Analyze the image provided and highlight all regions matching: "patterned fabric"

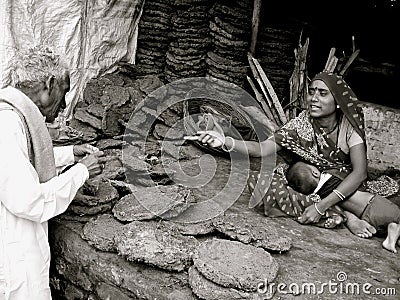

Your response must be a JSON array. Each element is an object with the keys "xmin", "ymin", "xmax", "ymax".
[
  {"xmin": 275, "ymin": 111, "xmax": 352, "ymax": 174},
  {"xmin": 366, "ymin": 175, "xmax": 399, "ymax": 198},
  {"xmin": 248, "ymin": 72, "xmax": 367, "ymax": 228}
]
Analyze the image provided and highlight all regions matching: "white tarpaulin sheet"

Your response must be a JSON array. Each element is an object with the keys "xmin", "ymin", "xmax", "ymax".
[{"xmin": 0, "ymin": 0, "xmax": 144, "ymax": 119}]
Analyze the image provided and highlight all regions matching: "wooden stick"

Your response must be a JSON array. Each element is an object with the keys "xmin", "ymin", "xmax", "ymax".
[
  {"xmin": 327, "ymin": 56, "xmax": 338, "ymax": 73},
  {"xmin": 339, "ymin": 49, "xmax": 360, "ymax": 76},
  {"xmin": 298, "ymin": 38, "xmax": 309, "ymax": 111},
  {"xmin": 289, "ymin": 36, "xmax": 309, "ymax": 119},
  {"xmin": 324, "ymin": 48, "xmax": 336, "ymax": 72},
  {"xmin": 250, "ymin": 55, "xmax": 287, "ymax": 124},
  {"xmin": 246, "ymin": 75, "xmax": 276, "ymax": 122},
  {"xmin": 250, "ymin": 0, "xmax": 262, "ymax": 56},
  {"xmin": 248, "ymin": 55, "xmax": 282, "ymax": 125}
]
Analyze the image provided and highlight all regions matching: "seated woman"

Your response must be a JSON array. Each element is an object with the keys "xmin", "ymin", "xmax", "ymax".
[
  {"xmin": 286, "ymin": 161, "xmax": 400, "ymax": 252},
  {"xmin": 186, "ymin": 71, "xmax": 378, "ymax": 238}
]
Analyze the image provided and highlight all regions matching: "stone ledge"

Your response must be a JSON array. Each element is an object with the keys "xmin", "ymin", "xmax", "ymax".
[{"xmin": 49, "ymin": 220, "xmax": 196, "ymax": 300}]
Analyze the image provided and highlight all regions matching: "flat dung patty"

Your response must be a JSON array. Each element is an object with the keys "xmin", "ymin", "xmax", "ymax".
[
  {"xmin": 112, "ymin": 185, "xmax": 193, "ymax": 221},
  {"xmin": 115, "ymin": 221, "xmax": 199, "ymax": 271},
  {"xmin": 193, "ymin": 238, "xmax": 279, "ymax": 292},
  {"xmin": 213, "ymin": 213, "xmax": 292, "ymax": 252},
  {"xmin": 188, "ymin": 266, "xmax": 264, "ymax": 300},
  {"xmin": 82, "ymin": 213, "xmax": 124, "ymax": 252}
]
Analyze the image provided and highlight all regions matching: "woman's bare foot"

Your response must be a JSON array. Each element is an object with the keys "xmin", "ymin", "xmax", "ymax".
[
  {"xmin": 345, "ymin": 212, "xmax": 376, "ymax": 238},
  {"xmin": 382, "ymin": 223, "xmax": 400, "ymax": 253}
]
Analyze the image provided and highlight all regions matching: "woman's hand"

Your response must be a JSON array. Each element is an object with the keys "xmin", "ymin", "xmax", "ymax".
[
  {"xmin": 184, "ymin": 130, "xmax": 225, "ymax": 148},
  {"xmin": 297, "ymin": 204, "xmax": 323, "ymax": 224}
]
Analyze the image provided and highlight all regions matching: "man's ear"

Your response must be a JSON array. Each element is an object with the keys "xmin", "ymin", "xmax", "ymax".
[{"xmin": 45, "ymin": 76, "xmax": 55, "ymax": 91}]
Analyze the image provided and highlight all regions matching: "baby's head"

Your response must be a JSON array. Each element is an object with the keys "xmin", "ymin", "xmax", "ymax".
[{"xmin": 286, "ymin": 161, "xmax": 321, "ymax": 195}]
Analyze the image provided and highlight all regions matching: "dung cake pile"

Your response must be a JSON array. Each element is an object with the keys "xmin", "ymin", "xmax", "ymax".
[
  {"xmin": 256, "ymin": 24, "xmax": 298, "ymax": 101},
  {"xmin": 206, "ymin": 0, "xmax": 252, "ymax": 87},
  {"xmin": 136, "ymin": 0, "xmax": 172, "ymax": 77},
  {"xmin": 164, "ymin": 0, "xmax": 212, "ymax": 82},
  {"xmin": 62, "ymin": 178, "xmax": 120, "ymax": 221},
  {"xmin": 71, "ymin": 73, "xmax": 165, "ymax": 138}
]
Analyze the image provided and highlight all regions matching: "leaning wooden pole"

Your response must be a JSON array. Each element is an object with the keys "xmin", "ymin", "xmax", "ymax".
[
  {"xmin": 249, "ymin": 0, "xmax": 262, "ymax": 55},
  {"xmin": 246, "ymin": 75, "xmax": 276, "ymax": 123}
]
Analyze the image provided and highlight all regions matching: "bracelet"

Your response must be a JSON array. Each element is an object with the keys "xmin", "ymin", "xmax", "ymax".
[
  {"xmin": 333, "ymin": 189, "xmax": 345, "ymax": 201},
  {"xmin": 308, "ymin": 193, "xmax": 321, "ymax": 203},
  {"xmin": 221, "ymin": 136, "xmax": 235, "ymax": 152},
  {"xmin": 314, "ymin": 202, "xmax": 325, "ymax": 216}
]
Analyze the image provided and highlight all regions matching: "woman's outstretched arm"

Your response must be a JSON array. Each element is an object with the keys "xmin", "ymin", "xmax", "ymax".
[{"xmin": 185, "ymin": 130, "xmax": 281, "ymax": 157}]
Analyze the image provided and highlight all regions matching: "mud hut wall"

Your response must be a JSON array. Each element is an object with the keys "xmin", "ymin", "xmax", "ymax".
[{"xmin": 363, "ymin": 102, "xmax": 400, "ymax": 173}]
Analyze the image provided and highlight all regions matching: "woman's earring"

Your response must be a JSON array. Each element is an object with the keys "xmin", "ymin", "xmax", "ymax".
[{"xmin": 336, "ymin": 105, "xmax": 340, "ymax": 109}]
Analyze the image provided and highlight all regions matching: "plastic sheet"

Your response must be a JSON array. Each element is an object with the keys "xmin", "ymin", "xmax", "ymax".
[{"xmin": 0, "ymin": 0, "xmax": 144, "ymax": 119}]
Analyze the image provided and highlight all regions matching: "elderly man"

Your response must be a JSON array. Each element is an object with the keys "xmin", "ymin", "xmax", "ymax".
[{"xmin": 0, "ymin": 47, "xmax": 105, "ymax": 300}]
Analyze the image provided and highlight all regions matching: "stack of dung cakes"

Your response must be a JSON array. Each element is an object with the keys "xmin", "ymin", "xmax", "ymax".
[
  {"xmin": 205, "ymin": 51, "xmax": 249, "ymax": 88},
  {"xmin": 164, "ymin": 0, "xmax": 212, "ymax": 83},
  {"xmin": 136, "ymin": 0, "xmax": 172, "ymax": 77},
  {"xmin": 206, "ymin": 0, "xmax": 252, "ymax": 87},
  {"xmin": 189, "ymin": 238, "xmax": 279, "ymax": 299}
]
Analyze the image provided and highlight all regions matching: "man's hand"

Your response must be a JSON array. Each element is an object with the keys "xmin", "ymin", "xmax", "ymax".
[
  {"xmin": 184, "ymin": 130, "xmax": 225, "ymax": 148},
  {"xmin": 73, "ymin": 144, "xmax": 99, "ymax": 156},
  {"xmin": 78, "ymin": 151, "xmax": 106, "ymax": 178},
  {"xmin": 73, "ymin": 144, "xmax": 99, "ymax": 162}
]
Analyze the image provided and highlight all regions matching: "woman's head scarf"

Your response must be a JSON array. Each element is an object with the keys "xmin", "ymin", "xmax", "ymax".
[{"xmin": 311, "ymin": 72, "xmax": 365, "ymax": 141}]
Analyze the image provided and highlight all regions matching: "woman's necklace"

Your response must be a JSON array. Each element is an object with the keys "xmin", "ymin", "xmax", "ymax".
[{"xmin": 322, "ymin": 121, "xmax": 339, "ymax": 135}]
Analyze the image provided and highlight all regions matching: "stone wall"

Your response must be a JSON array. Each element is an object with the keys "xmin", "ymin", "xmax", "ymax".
[{"xmin": 49, "ymin": 221, "xmax": 195, "ymax": 300}]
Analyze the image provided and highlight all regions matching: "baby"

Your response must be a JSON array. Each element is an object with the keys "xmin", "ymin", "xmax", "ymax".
[{"xmin": 286, "ymin": 161, "xmax": 400, "ymax": 253}]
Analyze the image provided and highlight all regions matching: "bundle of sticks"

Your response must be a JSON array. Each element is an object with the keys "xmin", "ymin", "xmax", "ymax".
[
  {"xmin": 286, "ymin": 35, "xmax": 309, "ymax": 120},
  {"xmin": 285, "ymin": 35, "xmax": 361, "ymax": 120},
  {"xmin": 324, "ymin": 46, "xmax": 360, "ymax": 76},
  {"xmin": 247, "ymin": 53, "xmax": 287, "ymax": 127}
]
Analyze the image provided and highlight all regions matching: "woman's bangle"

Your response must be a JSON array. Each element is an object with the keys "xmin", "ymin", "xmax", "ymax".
[
  {"xmin": 333, "ymin": 189, "xmax": 345, "ymax": 201},
  {"xmin": 314, "ymin": 202, "xmax": 325, "ymax": 216},
  {"xmin": 221, "ymin": 136, "xmax": 235, "ymax": 152}
]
